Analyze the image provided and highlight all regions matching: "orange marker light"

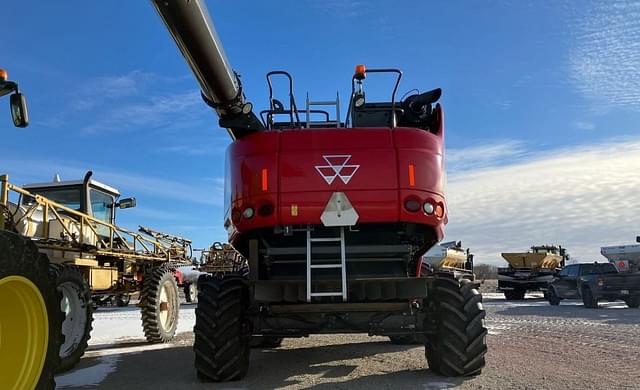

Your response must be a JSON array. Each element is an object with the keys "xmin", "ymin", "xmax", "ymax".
[
  {"xmin": 261, "ymin": 168, "xmax": 268, "ymax": 191},
  {"xmin": 408, "ymin": 164, "xmax": 416, "ymax": 187},
  {"xmin": 0, "ymin": 69, "xmax": 7, "ymax": 81},
  {"xmin": 435, "ymin": 204, "xmax": 444, "ymax": 218},
  {"xmin": 355, "ymin": 64, "xmax": 366, "ymax": 80}
]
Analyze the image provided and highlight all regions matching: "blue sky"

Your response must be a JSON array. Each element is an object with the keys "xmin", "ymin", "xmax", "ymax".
[{"xmin": 2, "ymin": 1, "xmax": 639, "ymax": 264}]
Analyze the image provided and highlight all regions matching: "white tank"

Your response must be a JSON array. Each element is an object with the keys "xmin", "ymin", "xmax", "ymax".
[
  {"xmin": 601, "ymin": 242, "xmax": 640, "ymax": 272},
  {"xmin": 423, "ymin": 241, "xmax": 469, "ymax": 269}
]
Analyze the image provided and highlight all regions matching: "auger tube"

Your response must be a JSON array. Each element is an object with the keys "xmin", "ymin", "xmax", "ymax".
[{"xmin": 150, "ymin": 0, "xmax": 264, "ymax": 139}]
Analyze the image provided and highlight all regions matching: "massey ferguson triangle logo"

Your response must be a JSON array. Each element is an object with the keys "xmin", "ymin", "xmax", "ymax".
[{"xmin": 315, "ymin": 155, "xmax": 360, "ymax": 185}]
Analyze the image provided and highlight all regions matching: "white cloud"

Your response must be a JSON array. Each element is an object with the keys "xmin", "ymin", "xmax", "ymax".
[
  {"xmin": 81, "ymin": 90, "xmax": 207, "ymax": 134},
  {"xmin": 446, "ymin": 140, "xmax": 527, "ymax": 173},
  {"xmin": 446, "ymin": 137, "xmax": 640, "ymax": 265},
  {"xmin": 568, "ymin": 0, "xmax": 640, "ymax": 112}
]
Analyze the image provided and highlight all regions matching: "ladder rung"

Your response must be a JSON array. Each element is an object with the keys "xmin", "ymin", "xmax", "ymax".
[
  {"xmin": 310, "ymin": 264, "xmax": 342, "ymax": 269},
  {"xmin": 310, "ymin": 292, "xmax": 344, "ymax": 297},
  {"xmin": 310, "ymin": 237, "xmax": 341, "ymax": 242}
]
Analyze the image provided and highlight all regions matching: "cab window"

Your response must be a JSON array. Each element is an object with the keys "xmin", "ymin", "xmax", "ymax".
[
  {"xmin": 567, "ymin": 265, "xmax": 579, "ymax": 277},
  {"xmin": 90, "ymin": 189, "xmax": 114, "ymax": 224},
  {"xmin": 579, "ymin": 264, "xmax": 594, "ymax": 276},
  {"xmin": 23, "ymin": 187, "xmax": 82, "ymax": 212}
]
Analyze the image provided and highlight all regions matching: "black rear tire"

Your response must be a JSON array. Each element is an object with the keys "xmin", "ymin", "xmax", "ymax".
[
  {"xmin": 140, "ymin": 266, "xmax": 180, "ymax": 342},
  {"xmin": 624, "ymin": 296, "xmax": 640, "ymax": 308},
  {"xmin": 547, "ymin": 287, "xmax": 560, "ymax": 306},
  {"xmin": 50, "ymin": 263, "xmax": 93, "ymax": 373},
  {"xmin": 582, "ymin": 287, "xmax": 599, "ymax": 308},
  {"xmin": 0, "ymin": 231, "xmax": 63, "ymax": 390},
  {"xmin": 194, "ymin": 274, "xmax": 250, "ymax": 382},
  {"xmin": 425, "ymin": 274, "xmax": 487, "ymax": 377}
]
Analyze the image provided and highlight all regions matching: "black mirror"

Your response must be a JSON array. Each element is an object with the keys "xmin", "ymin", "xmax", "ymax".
[
  {"xmin": 10, "ymin": 93, "xmax": 28, "ymax": 128},
  {"xmin": 116, "ymin": 197, "xmax": 136, "ymax": 209},
  {"xmin": 636, "ymin": 236, "xmax": 640, "ymax": 243}
]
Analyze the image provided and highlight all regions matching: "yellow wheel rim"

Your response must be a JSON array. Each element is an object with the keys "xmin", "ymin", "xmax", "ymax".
[{"xmin": 0, "ymin": 276, "xmax": 49, "ymax": 390}]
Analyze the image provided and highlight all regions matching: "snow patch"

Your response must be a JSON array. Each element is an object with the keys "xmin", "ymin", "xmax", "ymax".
[{"xmin": 55, "ymin": 355, "xmax": 119, "ymax": 388}]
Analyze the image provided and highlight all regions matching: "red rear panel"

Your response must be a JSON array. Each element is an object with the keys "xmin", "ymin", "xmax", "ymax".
[{"xmin": 225, "ymin": 125, "xmax": 446, "ymax": 243}]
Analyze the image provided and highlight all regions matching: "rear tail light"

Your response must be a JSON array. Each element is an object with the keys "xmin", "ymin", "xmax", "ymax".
[
  {"xmin": 423, "ymin": 201, "xmax": 434, "ymax": 215},
  {"xmin": 258, "ymin": 203, "xmax": 274, "ymax": 217},
  {"xmin": 242, "ymin": 207, "xmax": 255, "ymax": 219},
  {"xmin": 404, "ymin": 199, "xmax": 421, "ymax": 212},
  {"xmin": 408, "ymin": 164, "xmax": 416, "ymax": 187},
  {"xmin": 261, "ymin": 168, "xmax": 268, "ymax": 192}
]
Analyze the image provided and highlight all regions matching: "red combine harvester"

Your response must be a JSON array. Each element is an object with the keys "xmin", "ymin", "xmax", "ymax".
[{"xmin": 151, "ymin": 0, "xmax": 486, "ymax": 380}]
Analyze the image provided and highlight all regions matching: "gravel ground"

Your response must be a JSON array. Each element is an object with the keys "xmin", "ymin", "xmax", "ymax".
[{"xmin": 56, "ymin": 292, "xmax": 640, "ymax": 390}]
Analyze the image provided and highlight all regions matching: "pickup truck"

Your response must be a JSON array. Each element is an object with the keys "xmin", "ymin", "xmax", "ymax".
[{"xmin": 546, "ymin": 262, "xmax": 640, "ymax": 308}]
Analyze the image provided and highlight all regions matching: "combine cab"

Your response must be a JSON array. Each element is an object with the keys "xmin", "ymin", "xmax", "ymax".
[
  {"xmin": 151, "ymin": 0, "xmax": 486, "ymax": 380},
  {"xmin": 498, "ymin": 245, "xmax": 568, "ymax": 300}
]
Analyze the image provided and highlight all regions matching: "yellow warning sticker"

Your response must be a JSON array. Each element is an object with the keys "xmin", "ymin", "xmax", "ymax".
[{"xmin": 291, "ymin": 204, "xmax": 298, "ymax": 216}]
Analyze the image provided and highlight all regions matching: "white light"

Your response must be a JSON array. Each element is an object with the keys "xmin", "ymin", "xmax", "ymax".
[
  {"xmin": 423, "ymin": 202, "xmax": 434, "ymax": 215},
  {"xmin": 242, "ymin": 207, "xmax": 255, "ymax": 219}
]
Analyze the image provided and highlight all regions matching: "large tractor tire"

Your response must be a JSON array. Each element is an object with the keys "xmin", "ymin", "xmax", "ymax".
[
  {"xmin": 194, "ymin": 274, "xmax": 251, "ymax": 382},
  {"xmin": 0, "ymin": 230, "xmax": 62, "ymax": 390},
  {"xmin": 50, "ymin": 263, "xmax": 93, "ymax": 373},
  {"xmin": 425, "ymin": 274, "xmax": 487, "ymax": 377},
  {"xmin": 140, "ymin": 266, "xmax": 180, "ymax": 342}
]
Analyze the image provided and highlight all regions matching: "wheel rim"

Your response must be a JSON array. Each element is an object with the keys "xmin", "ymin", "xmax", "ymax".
[
  {"xmin": 189, "ymin": 286, "xmax": 197, "ymax": 302},
  {"xmin": 58, "ymin": 281, "xmax": 88, "ymax": 358},
  {"xmin": 158, "ymin": 280, "xmax": 176, "ymax": 331},
  {"xmin": 0, "ymin": 276, "xmax": 49, "ymax": 390}
]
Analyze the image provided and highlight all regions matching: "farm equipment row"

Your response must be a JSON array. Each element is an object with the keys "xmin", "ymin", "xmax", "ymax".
[{"xmin": 3, "ymin": 0, "xmax": 489, "ymax": 386}]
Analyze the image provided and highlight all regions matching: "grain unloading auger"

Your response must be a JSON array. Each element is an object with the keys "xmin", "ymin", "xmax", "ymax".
[{"xmin": 151, "ymin": 0, "xmax": 486, "ymax": 380}]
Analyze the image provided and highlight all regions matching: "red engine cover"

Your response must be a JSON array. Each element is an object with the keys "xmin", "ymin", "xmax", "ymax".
[{"xmin": 224, "ymin": 120, "xmax": 446, "ymax": 244}]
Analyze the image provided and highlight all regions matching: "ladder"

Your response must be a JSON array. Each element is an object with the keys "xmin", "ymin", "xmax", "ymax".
[
  {"xmin": 305, "ymin": 92, "xmax": 341, "ymax": 128},
  {"xmin": 306, "ymin": 227, "xmax": 347, "ymax": 302}
]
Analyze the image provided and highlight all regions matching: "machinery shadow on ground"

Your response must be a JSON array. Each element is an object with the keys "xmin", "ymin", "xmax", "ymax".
[
  {"xmin": 494, "ymin": 301, "xmax": 640, "ymax": 325},
  {"xmin": 60, "ymin": 340, "xmax": 473, "ymax": 389}
]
